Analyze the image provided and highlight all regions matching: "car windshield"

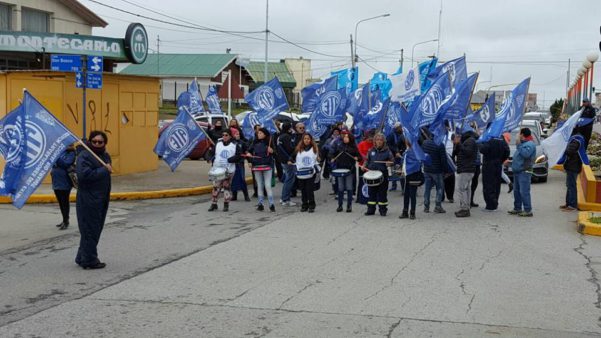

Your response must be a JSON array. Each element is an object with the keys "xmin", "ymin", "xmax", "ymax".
[
  {"xmin": 509, "ymin": 130, "xmax": 540, "ymax": 145},
  {"xmin": 522, "ymin": 115, "xmax": 539, "ymax": 120}
]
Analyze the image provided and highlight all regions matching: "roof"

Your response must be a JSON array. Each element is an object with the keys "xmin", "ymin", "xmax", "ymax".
[
  {"xmin": 245, "ymin": 61, "xmax": 296, "ymax": 88},
  {"xmin": 58, "ymin": 0, "xmax": 108, "ymax": 27},
  {"xmin": 120, "ymin": 54, "xmax": 237, "ymax": 78}
]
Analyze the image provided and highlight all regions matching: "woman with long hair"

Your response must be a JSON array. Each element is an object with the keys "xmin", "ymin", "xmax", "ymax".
[
  {"xmin": 330, "ymin": 131, "xmax": 359, "ymax": 212},
  {"xmin": 289, "ymin": 133, "xmax": 319, "ymax": 212},
  {"xmin": 248, "ymin": 128, "xmax": 276, "ymax": 212},
  {"xmin": 362, "ymin": 133, "xmax": 393, "ymax": 216},
  {"xmin": 230, "ymin": 128, "xmax": 250, "ymax": 201}
]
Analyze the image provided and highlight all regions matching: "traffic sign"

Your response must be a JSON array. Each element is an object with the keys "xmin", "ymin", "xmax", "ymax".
[
  {"xmin": 75, "ymin": 72, "xmax": 84, "ymax": 88},
  {"xmin": 51, "ymin": 54, "xmax": 81, "ymax": 72},
  {"xmin": 87, "ymin": 55, "xmax": 103, "ymax": 72},
  {"xmin": 86, "ymin": 73, "xmax": 102, "ymax": 89}
]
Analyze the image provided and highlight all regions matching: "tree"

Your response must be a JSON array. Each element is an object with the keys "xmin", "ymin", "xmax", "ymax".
[{"xmin": 549, "ymin": 98, "xmax": 564, "ymax": 123}]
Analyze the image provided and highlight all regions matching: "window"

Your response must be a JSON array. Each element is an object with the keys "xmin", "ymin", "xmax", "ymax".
[
  {"xmin": 0, "ymin": 3, "xmax": 11, "ymax": 31},
  {"xmin": 21, "ymin": 7, "xmax": 49, "ymax": 33}
]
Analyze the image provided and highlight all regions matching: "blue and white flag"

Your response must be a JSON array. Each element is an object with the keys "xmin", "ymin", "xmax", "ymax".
[
  {"xmin": 241, "ymin": 111, "xmax": 277, "ymax": 138},
  {"xmin": 306, "ymin": 110, "xmax": 329, "ymax": 139},
  {"xmin": 205, "ymin": 85, "xmax": 222, "ymax": 114},
  {"xmin": 410, "ymin": 70, "xmax": 452, "ymax": 128},
  {"xmin": 154, "ymin": 107, "xmax": 206, "ymax": 172},
  {"xmin": 440, "ymin": 56, "xmax": 468, "ymax": 91},
  {"xmin": 331, "ymin": 67, "xmax": 358, "ymax": 93},
  {"xmin": 0, "ymin": 91, "xmax": 79, "ymax": 209},
  {"xmin": 314, "ymin": 88, "xmax": 348, "ymax": 125},
  {"xmin": 479, "ymin": 78, "xmax": 531, "ymax": 142},
  {"xmin": 245, "ymin": 77, "xmax": 289, "ymax": 123},
  {"xmin": 369, "ymin": 72, "xmax": 392, "ymax": 100},
  {"xmin": 443, "ymin": 72, "xmax": 478, "ymax": 120},
  {"xmin": 419, "ymin": 57, "xmax": 438, "ymax": 93},
  {"xmin": 362, "ymin": 98, "xmax": 390, "ymax": 131},
  {"xmin": 347, "ymin": 85, "xmax": 370, "ymax": 138},
  {"xmin": 188, "ymin": 79, "xmax": 205, "ymax": 115},
  {"xmin": 390, "ymin": 65, "xmax": 421, "ymax": 103},
  {"xmin": 469, "ymin": 94, "xmax": 495, "ymax": 129},
  {"xmin": 399, "ymin": 106, "xmax": 430, "ymax": 164},
  {"xmin": 383, "ymin": 102, "xmax": 405, "ymax": 136},
  {"xmin": 176, "ymin": 91, "xmax": 190, "ymax": 114},
  {"xmin": 542, "ymin": 110, "xmax": 582, "ymax": 166},
  {"xmin": 301, "ymin": 76, "xmax": 337, "ymax": 113}
]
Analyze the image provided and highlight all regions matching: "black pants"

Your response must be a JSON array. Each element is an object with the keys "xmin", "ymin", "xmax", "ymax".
[
  {"xmin": 54, "ymin": 189, "xmax": 71, "ymax": 224},
  {"xmin": 298, "ymin": 177, "xmax": 316, "ymax": 210},
  {"xmin": 470, "ymin": 166, "xmax": 480, "ymax": 205},
  {"xmin": 581, "ymin": 123, "xmax": 593, "ymax": 150},
  {"xmin": 367, "ymin": 178, "xmax": 388, "ymax": 213},
  {"xmin": 482, "ymin": 162, "xmax": 502, "ymax": 210},
  {"xmin": 403, "ymin": 184, "xmax": 418, "ymax": 213},
  {"xmin": 444, "ymin": 174, "xmax": 455, "ymax": 201},
  {"xmin": 274, "ymin": 158, "xmax": 284, "ymax": 182}
]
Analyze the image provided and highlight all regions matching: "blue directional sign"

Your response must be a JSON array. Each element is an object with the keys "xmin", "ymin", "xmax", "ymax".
[
  {"xmin": 51, "ymin": 54, "xmax": 81, "ymax": 72},
  {"xmin": 87, "ymin": 55, "xmax": 103, "ymax": 72},
  {"xmin": 75, "ymin": 72, "xmax": 84, "ymax": 88},
  {"xmin": 86, "ymin": 72, "xmax": 102, "ymax": 89}
]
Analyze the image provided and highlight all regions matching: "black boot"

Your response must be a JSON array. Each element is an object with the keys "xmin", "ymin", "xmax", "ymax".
[
  {"xmin": 379, "ymin": 207, "xmax": 387, "ymax": 216},
  {"xmin": 399, "ymin": 210, "xmax": 409, "ymax": 219},
  {"xmin": 59, "ymin": 221, "xmax": 69, "ymax": 230},
  {"xmin": 365, "ymin": 206, "xmax": 376, "ymax": 216},
  {"xmin": 337, "ymin": 205, "xmax": 343, "ymax": 212},
  {"xmin": 244, "ymin": 191, "xmax": 251, "ymax": 202},
  {"xmin": 208, "ymin": 203, "xmax": 218, "ymax": 212},
  {"xmin": 223, "ymin": 203, "xmax": 229, "ymax": 212},
  {"xmin": 409, "ymin": 211, "xmax": 416, "ymax": 220},
  {"xmin": 231, "ymin": 193, "xmax": 238, "ymax": 201}
]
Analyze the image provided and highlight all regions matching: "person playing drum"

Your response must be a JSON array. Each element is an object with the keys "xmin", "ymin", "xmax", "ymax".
[
  {"xmin": 330, "ymin": 130, "xmax": 360, "ymax": 213},
  {"xmin": 208, "ymin": 129, "xmax": 241, "ymax": 212},
  {"xmin": 362, "ymin": 133, "xmax": 394, "ymax": 216},
  {"xmin": 289, "ymin": 133, "xmax": 320, "ymax": 213},
  {"xmin": 248, "ymin": 127, "xmax": 276, "ymax": 212}
]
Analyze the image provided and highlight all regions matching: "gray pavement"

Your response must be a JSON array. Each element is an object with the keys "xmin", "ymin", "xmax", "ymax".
[{"xmin": 1, "ymin": 170, "xmax": 601, "ymax": 337}]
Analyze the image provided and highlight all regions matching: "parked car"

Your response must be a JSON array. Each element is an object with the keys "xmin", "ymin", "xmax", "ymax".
[
  {"xmin": 503, "ymin": 127, "xmax": 548, "ymax": 183},
  {"xmin": 235, "ymin": 111, "xmax": 300, "ymax": 128},
  {"xmin": 520, "ymin": 119, "xmax": 545, "ymax": 138},
  {"xmin": 523, "ymin": 112, "xmax": 549, "ymax": 128}
]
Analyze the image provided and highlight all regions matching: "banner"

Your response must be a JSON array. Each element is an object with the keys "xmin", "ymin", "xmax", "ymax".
[
  {"xmin": 390, "ymin": 65, "xmax": 421, "ymax": 103},
  {"xmin": 205, "ymin": 85, "xmax": 222, "ymax": 114},
  {"xmin": 542, "ymin": 110, "xmax": 582, "ymax": 166},
  {"xmin": 245, "ymin": 77, "xmax": 289, "ymax": 123},
  {"xmin": 0, "ymin": 92, "xmax": 79, "ymax": 208},
  {"xmin": 154, "ymin": 107, "xmax": 206, "ymax": 171}
]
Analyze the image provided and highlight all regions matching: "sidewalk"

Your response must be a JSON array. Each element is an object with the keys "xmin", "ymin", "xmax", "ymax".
[{"xmin": 1, "ymin": 160, "xmax": 253, "ymax": 204}]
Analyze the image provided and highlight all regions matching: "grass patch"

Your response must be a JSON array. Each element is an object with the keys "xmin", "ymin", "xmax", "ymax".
[{"xmin": 588, "ymin": 217, "xmax": 601, "ymax": 224}]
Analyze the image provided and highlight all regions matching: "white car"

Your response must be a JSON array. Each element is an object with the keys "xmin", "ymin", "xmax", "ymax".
[{"xmin": 519, "ymin": 119, "xmax": 545, "ymax": 138}]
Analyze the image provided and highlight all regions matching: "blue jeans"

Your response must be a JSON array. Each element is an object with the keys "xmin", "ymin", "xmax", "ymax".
[
  {"xmin": 566, "ymin": 170, "xmax": 578, "ymax": 208},
  {"xmin": 423, "ymin": 172, "xmax": 444, "ymax": 209},
  {"xmin": 255, "ymin": 169, "xmax": 274, "ymax": 206},
  {"xmin": 513, "ymin": 171, "xmax": 532, "ymax": 212},
  {"xmin": 281, "ymin": 164, "xmax": 296, "ymax": 202}
]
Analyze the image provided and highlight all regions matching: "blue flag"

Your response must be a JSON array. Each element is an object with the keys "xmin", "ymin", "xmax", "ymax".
[
  {"xmin": 188, "ymin": 79, "xmax": 205, "ymax": 115},
  {"xmin": 176, "ymin": 91, "xmax": 190, "ymax": 114},
  {"xmin": 331, "ymin": 67, "xmax": 358, "ymax": 93},
  {"xmin": 205, "ymin": 85, "xmax": 222, "ymax": 114},
  {"xmin": 479, "ymin": 78, "xmax": 531, "ymax": 142},
  {"xmin": 369, "ymin": 72, "xmax": 392, "ymax": 100},
  {"xmin": 442, "ymin": 72, "xmax": 479, "ymax": 120},
  {"xmin": 362, "ymin": 97, "xmax": 390, "ymax": 131},
  {"xmin": 245, "ymin": 77, "xmax": 289, "ymax": 124},
  {"xmin": 440, "ymin": 56, "xmax": 468, "ymax": 91},
  {"xmin": 154, "ymin": 107, "xmax": 206, "ymax": 171},
  {"xmin": 301, "ymin": 76, "xmax": 337, "ymax": 113},
  {"xmin": 0, "ymin": 91, "xmax": 79, "ymax": 209},
  {"xmin": 398, "ymin": 105, "xmax": 430, "ymax": 164},
  {"xmin": 306, "ymin": 110, "xmax": 329, "ymax": 139},
  {"xmin": 383, "ymin": 102, "xmax": 404, "ymax": 136},
  {"xmin": 314, "ymin": 88, "xmax": 348, "ymax": 125},
  {"xmin": 419, "ymin": 57, "xmax": 438, "ymax": 93},
  {"xmin": 467, "ymin": 94, "xmax": 495, "ymax": 129},
  {"xmin": 410, "ymin": 71, "xmax": 452, "ymax": 128},
  {"xmin": 241, "ymin": 111, "xmax": 277, "ymax": 138}
]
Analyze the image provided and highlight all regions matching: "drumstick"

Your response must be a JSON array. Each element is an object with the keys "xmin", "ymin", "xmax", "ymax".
[
  {"xmin": 373, "ymin": 160, "xmax": 394, "ymax": 164},
  {"xmin": 332, "ymin": 151, "xmax": 357, "ymax": 161}
]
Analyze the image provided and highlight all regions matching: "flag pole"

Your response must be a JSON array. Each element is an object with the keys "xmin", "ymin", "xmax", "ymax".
[{"xmin": 77, "ymin": 139, "xmax": 109, "ymax": 167}]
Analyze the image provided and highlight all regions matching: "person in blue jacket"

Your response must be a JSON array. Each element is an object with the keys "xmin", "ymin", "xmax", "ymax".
[
  {"xmin": 75, "ymin": 131, "xmax": 112, "ymax": 270},
  {"xmin": 248, "ymin": 127, "xmax": 276, "ymax": 212},
  {"xmin": 507, "ymin": 128, "xmax": 537, "ymax": 217},
  {"xmin": 400, "ymin": 142, "xmax": 423, "ymax": 220},
  {"xmin": 51, "ymin": 145, "xmax": 75, "ymax": 230},
  {"xmin": 363, "ymin": 133, "xmax": 394, "ymax": 216}
]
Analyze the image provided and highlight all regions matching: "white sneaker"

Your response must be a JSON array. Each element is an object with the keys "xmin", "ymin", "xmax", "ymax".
[{"xmin": 283, "ymin": 201, "xmax": 297, "ymax": 207}]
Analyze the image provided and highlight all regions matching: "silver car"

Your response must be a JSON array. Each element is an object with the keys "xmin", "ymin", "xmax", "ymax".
[{"xmin": 503, "ymin": 127, "xmax": 548, "ymax": 183}]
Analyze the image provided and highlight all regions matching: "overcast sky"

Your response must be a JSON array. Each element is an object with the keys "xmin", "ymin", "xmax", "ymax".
[{"xmin": 83, "ymin": 0, "xmax": 601, "ymax": 110}]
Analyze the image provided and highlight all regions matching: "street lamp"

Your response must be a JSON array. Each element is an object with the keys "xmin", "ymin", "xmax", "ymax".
[
  {"xmin": 352, "ymin": 13, "xmax": 390, "ymax": 68},
  {"xmin": 411, "ymin": 39, "xmax": 438, "ymax": 67}
]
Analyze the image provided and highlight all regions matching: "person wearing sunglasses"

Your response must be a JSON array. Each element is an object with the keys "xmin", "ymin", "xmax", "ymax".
[
  {"xmin": 208, "ymin": 129, "xmax": 242, "ymax": 212},
  {"xmin": 75, "ymin": 131, "xmax": 112, "ymax": 270}
]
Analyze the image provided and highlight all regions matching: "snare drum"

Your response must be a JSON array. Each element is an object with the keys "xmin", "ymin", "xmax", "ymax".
[
  {"xmin": 363, "ymin": 170, "xmax": 384, "ymax": 186},
  {"xmin": 331, "ymin": 168, "xmax": 351, "ymax": 177},
  {"xmin": 208, "ymin": 166, "xmax": 227, "ymax": 182},
  {"xmin": 252, "ymin": 165, "xmax": 271, "ymax": 172},
  {"xmin": 296, "ymin": 167, "xmax": 315, "ymax": 179}
]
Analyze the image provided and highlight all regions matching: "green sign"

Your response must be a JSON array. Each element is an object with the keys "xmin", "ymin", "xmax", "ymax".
[{"xmin": 0, "ymin": 23, "xmax": 149, "ymax": 63}]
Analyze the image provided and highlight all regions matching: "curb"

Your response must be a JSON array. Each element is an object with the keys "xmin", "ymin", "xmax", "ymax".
[
  {"xmin": 577, "ymin": 178, "xmax": 601, "ymax": 211},
  {"xmin": 577, "ymin": 211, "xmax": 601, "ymax": 236},
  {"xmin": 0, "ymin": 177, "xmax": 253, "ymax": 204}
]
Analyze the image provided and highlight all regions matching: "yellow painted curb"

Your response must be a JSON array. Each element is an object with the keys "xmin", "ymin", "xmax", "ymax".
[
  {"xmin": 577, "ymin": 211, "xmax": 601, "ymax": 236},
  {"xmin": 577, "ymin": 177, "xmax": 601, "ymax": 211},
  {"xmin": 0, "ymin": 177, "xmax": 253, "ymax": 204}
]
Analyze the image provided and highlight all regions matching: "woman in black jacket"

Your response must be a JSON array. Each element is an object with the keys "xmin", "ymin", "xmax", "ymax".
[
  {"xmin": 51, "ymin": 145, "xmax": 75, "ymax": 230},
  {"xmin": 330, "ymin": 131, "xmax": 359, "ymax": 212},
  {"xmin": 230, "ymin": 128, "xmax": 250, "ymax": 201},
  {"xmin": 248, "ymin": 128, "xmax": 276, "ymax": 211},
  {"xmin": 75, "ymin": 131, "xmax": 112, "ymax": 270},
  {"xmin": 363, "ymin": 133, "xmax": 394, "ymax": 216}
]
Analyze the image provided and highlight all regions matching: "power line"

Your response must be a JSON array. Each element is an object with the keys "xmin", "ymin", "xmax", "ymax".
[{"xmin": 269, "ymin": 31, "xmax": 347, "ymax": 58}]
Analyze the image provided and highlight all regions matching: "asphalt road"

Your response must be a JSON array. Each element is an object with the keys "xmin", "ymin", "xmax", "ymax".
[{"xmin": 1, "ymin": 170, "xmax": 601, "ymax": 337}]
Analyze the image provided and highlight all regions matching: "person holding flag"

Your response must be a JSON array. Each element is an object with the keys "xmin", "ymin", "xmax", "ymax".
[
  {"xmin": 208, "ymin": 130, "xmax": 242, "ymax": 212},
  {"xmin": 453, "ymin": 128, "xmax": 478, "ymax": 218},
  {"xmin": 558, "ymin": 127, "xmax": 589, "ymax": 211},
  {"xmin": 248, "ymin": 128, "xmax": 276, "ymax": 212},
  {"xmin": 478, "ymin": 133, "xmax": 510, "ymax": 211},
  {"xmin": 579, "ymin": 98, "xmax": 597, "ymax": 149},
  {"xmin": 75, "ymin": 131, "xmax": 112, "ymax": 270},
  {"xmin": 507, "ymin": 128, "xmax": 536, "ymax": 217}
]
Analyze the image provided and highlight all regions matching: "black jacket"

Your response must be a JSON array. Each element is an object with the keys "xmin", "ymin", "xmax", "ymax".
[
  {"xmin": 366, "ymin": 146, "xmax": 394, "ymax": 176},
  {"xmin": 386, "ymin": 131, "xmax": 406, "ymax": 156},
  {"xmin": 276, "ymin": 132, "xmax": 295, "ymax": 163},
  {"xmin": 331, "ymin": 142, "xmax": 360, "ymax": 171},
  {"xmin": 422, "ymin": 139, "xmax": 447, "ymax": 174},
  {"xmin": 563, "ymin": 138, "xmax": 582, "ymax": 173},
  {"xmin": 479, "ymin": 137, "xmax": 510, "ymax": 165},
  {"xmin": 581, "ymin": 105, "xmax": 597, "ymax": 119},
  {"xmin": 249, "ymin": 139, "xmax": 274, "ymax": 167},
  {"xmin": 454, "ymin": 131, "xmax": 478, "ymax": 173}
]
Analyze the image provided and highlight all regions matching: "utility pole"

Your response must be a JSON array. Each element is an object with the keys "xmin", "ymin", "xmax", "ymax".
[
  {"xmin": 350, "ymin": 34, "xmax": 355, "ymax": 69},
  {"xmin": 156, "ymin": 35, "xmax": 160, "ymax": 76},
  {"xmin": 400, "ymin": 48, "xmax": 404, "ymax": 72},
  {"xmin": 264, "ymin": 0, "xmax": 269, "ymax": 84},
  {"xmin": 436, "ymin": 0, "xmax": 442, "ymax": 57}
]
